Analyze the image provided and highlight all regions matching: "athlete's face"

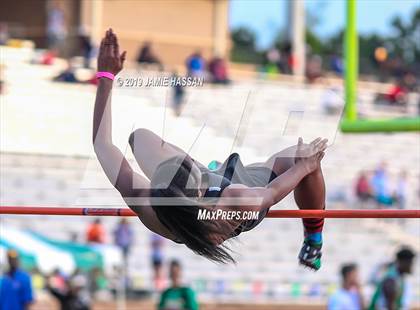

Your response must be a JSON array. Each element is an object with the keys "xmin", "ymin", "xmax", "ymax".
[
  {"xmin": 170, "ymin": 264, "xmax": 181, "ymax": 284},
  {"xmin": 8, "ymin": 256, "xmax": 19, "ymax": 270},
  {"xmin": 208, "ymin": 220, "xmax": 233, "ymax": 245},
  {"xmin": 399, "ymin": 258, "xmax": 414, "ymax": 274},
  {"xmin": 345, "ymin": 268, "xmax": 359, "ymax": 287},
  {"xmin": 7, "ymin": 250, "xmax": 19, "ymax": 270}
]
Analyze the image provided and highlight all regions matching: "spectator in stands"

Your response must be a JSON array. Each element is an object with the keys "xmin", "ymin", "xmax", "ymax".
[
  {"xmin": 171, "ymin": 71, "xmax": 186, "ymax": 117},
  {"xmin": 280, "ymin": 42, "xmax": 293, "ymax": 74},
  {"xmin": 369, "ymin": 247, "xmax": 416, "ymax": 310},
  {"xmin": 53, "ymin": 59, "xmax": 79, "ymax": 83},
  {"xmin": 31, "ymin": 267, "xmax": 46, "ymax": 294},
  {"xmin": 0, "ymin": 249, "xmax": 34, "ymax": 310},
  {"xmin": 53, "ymin": 59, "xmax": 100, "ymax": 84},
  {"xmin": 330, "ymin": 54, "xmax": 344, "ymax": 76},
  {"xmin": 306, "ymin": 54, "xmax": 323, "ymax": 83},
  {"xmin": 78, "ymin": 28, "xmax": 93, "ymax": 69},
  {"xmin": 113, "ymin": 218, "xmax": 134, "ymax": 262},
  {"xmin": 49, "ymin": 268, "xmax": 67, "ymax": 290},
  {"xmin": 186, "ymin": 50, "xmax": 205, "ymax": 78},
  {"xmin": 208, "ymin": 57, "xmax": 230, "ymax": 84},
  {"xmin": 40, "ymin": 50, "xmax": 57, "ymax": 66},
  {"xmin": 49, "ymin": 268, "xmax": 67, "ymax": 292},
  {"xmin": 86, "ymin": 218, "xmax": 106, "ymax": 243},
  {"xmin": 374, "ymin": 80, "xmax": 408, "ymax": 108},
  {"xmin": 151, "ymin": 233, "xmax": 165, "ymax": 289},
  {"xmin": 158, "ymin": 260, "xmax": 198, "ymax": 310},
  {"xmin": 265, "ymin": 47, "xmax": 281, "ymax": 75},
  {"xmin": 71, "ymin": 269, "xmax": 89, "ymax": 285},
  {"xmin": 355, "ymin": 171, "xmax": 372, "ymax": 206},
  {"xmin": 46, "ymin": 2, "xmax": 67, "ymax": 53},
  {"xmin": 47, "ymin": 274, "xmax": 91, "ymax": 310},
  {"xmin": 136, "ymin": 42, "xmax": 163, "ymax": 70},
  {"xmin": 386, "ymin": 81, "xmax": 408, "ymax": 107},
  {"xmin": 87, "ymin": 267, "xmax": 108, "ymax": 299},
  {"xmin": 328, "ymin": 263, "xmax": 364, "ymax": 310},
  {"xmin": 371, "ymin": 162, "xmax": 394, "ymax": 208}
]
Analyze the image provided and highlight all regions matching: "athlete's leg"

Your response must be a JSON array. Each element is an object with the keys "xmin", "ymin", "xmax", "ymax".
[
  {"xmin": 293, "ymin": 162, "xmax": 325, "ymax": 270},
  {"xmin": 257, "ymin": 145, "xmax": 326, "ymax": 211},
  {"xmin": 258, "ymin": 145, "xmax": 326, "ymax": 270},
  {"xmin": 294, "ymin": 169, "xmax": 325, "ymax": 232},
  {"xmin": 128, "ymin": 128, "xmax": 206, "ymax": 179},
  {"xmin": 260, "ymin": 145, "xmax": 325, "ymax": 209}
]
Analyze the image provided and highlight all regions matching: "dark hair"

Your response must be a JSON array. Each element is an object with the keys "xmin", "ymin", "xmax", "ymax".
[
  {"xmin": 396, "ymin": 247, "xmax": 415, "ymax": 261},
  {"xmin": 169, "ymin": 259, "xmax": 181, "ymax": 269},
  {"xmin": 150, "ymin": 156, "xmax": 234, "ymax": 264},
  {"xmin": 341, "ymin": 263, "xmax": 357, "ymax": 279}
]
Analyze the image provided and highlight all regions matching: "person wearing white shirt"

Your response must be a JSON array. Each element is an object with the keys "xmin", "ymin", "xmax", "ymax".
[{"xmin": 328, "ymin": 263, "xmax": 364, "ymax": 310}]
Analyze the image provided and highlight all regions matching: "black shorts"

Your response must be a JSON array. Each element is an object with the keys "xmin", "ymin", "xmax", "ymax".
[{"xmin": 215, "ymin": 153, "xmax": 278, "ymax": 236}]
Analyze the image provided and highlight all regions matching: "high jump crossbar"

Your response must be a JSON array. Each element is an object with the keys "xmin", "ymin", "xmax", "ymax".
[{"xmin": 0, "ymin": 206, "xmax": 419, "ymax": 218}]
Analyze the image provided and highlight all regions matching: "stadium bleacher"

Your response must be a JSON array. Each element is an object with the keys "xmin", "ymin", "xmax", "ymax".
[{"xmin": 1, "ymin": 47, "xmax": 419, "ymax": 305}]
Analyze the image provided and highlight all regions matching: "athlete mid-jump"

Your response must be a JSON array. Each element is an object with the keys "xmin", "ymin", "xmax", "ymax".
[{"xmin": 93, "ymin": 29, "xmax": 328, "ymax": 270}]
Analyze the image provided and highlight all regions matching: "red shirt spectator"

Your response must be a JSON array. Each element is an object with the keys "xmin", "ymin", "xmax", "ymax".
[
  {"xmin": 86, "ymin": 219, "xmax": 105, "ymax": 243},
  {"xmin": 355, "ymin": 172, "xmax": 371, "ymax": 202},
  {"xmin": 386, "ymin": 84, "xmax": 406, "ymax": 104}
]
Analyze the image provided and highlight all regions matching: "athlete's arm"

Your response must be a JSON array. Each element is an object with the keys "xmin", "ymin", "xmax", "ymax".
[
  {"xmin": 93, "ymin": 30, "xmax": 177, "ymax": 241},
  {"xmin": 222, "ymin": 162, "xmax": 309, "ymax": 211},
  {"xmin": 92, "ymin": 29, "xmax": 150, "ymax": 197},
  {"xmin": 223, "ymin": 138, "xmax": 326, "ymax": 211}
]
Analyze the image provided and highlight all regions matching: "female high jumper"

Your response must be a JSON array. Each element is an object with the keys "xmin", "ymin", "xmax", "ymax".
[{"xmin": 93, "ymin": 29, "xmax": 328, "ymax": 270}]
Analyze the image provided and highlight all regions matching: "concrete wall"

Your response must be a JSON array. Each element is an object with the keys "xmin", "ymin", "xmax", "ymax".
[
  {"xmin": 0, "ymin": 0, "xmax": 80, "ymax": 51},
  {"xmin": 0, "ymin": 0, "xmax": 48, "ymax": 46},
  {"xmin": 0, "ymin": 0, "xmax": 229, "ymax": 67},
  {"xmin": 80, "ymin": 0, "xmax": 229, "ymax": 67}
]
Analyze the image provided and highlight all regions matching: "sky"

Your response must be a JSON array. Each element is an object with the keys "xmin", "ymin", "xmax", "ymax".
[{"xmin": 229, "ymin": 0, "xmax": 419, "ymax": 49}]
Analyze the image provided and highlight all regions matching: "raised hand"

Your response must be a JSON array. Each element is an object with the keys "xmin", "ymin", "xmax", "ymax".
[
  {"xmin": 97, "ymin": 28, "xmax": 127, "ymax": 75},
  {"xmin": 294, "ymin": 137, "xmax": 327, "ymax": 174}
]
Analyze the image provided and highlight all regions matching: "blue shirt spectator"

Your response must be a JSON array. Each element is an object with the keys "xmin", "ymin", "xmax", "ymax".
[
  {"xmin": 328, "ymin": 264, "xmax": 363, "ymax": 310},
  {"xmin": 330, "ymin": 54, "xmax": 343, "ymax": 75},
  {"xmin": 150, "ymin": 233, "xmax": 165, "ymax": 289},
  {"xmin": 113, "ymin": 218, "xmax": 133, "ymax": 259},
  {"xmin": 151, "ymin": 233, "xmax": 164, "ymax": 267},
  {"xmin": 371, "ymin": 163, "xmax": 393, "ymax": 206},
  {"xmin": 0, "ymin": 250, "xmax": 34, "ymax": 310},
  {"xmin": 186, "ymin": 51, "xmax": 205, "ymax": 77},
  {"xmin": 328, "ymin": 288, "xmax": 361, "ymax": 310}
]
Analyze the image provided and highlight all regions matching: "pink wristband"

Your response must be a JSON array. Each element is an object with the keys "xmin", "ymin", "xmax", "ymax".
[{"xmin": 96, "ymin": 71, "xmax": 115, "ymax": 80}]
